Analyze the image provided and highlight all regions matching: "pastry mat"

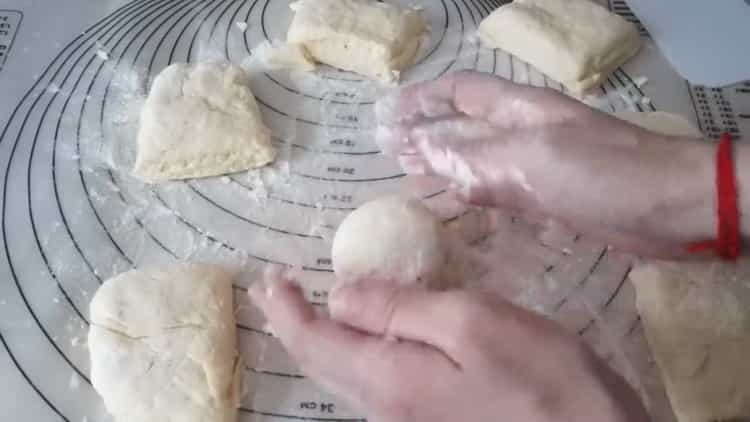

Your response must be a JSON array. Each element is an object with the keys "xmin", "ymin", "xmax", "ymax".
[{"xmin": 0, "ymin": 0, "xmax": 748, "ymax": 421}]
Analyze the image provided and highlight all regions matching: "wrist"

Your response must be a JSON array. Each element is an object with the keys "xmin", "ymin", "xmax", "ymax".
[{"xmin": 640, "ymin": 136, "xmax": 716, "ymax": 245}]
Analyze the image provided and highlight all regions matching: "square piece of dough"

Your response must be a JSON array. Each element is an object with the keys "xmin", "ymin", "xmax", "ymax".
[
  {"xmin": 287, "ymin": 0, "xmax": 427, "ymax": 82},
  {"xmin": 631, "ymin": 261, "xmax": 750, "ymax": 422},
  {"xmin": 134, "ymin": 62, "xmax": 275, "ymax": 183},
  {"xmin": 88, "ymin": 263, "xmax": 241, "ymax": 422},
  {"xmin": 479, "ymin": 0, "xmax": 641, "ymax": 94}
]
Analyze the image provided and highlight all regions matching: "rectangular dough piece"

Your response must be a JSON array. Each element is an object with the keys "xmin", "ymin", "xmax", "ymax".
[
  {"xmin": 287, "ymin": 0, "xmax": 428, "ymax": 82},
  {"xmin": 88, "ymin": 263, "xmax": 242, "ymax": 422},
  {"xmin": 479, "ymin": 0, "xmax": 641, "ymax": 94},
  {"xmin": 134, "ymin": 62, "xmax": 276, "ymax": 183},
  {"xmin": 630, "ymin": 261, "xmax": 750, "ymax": 422}
]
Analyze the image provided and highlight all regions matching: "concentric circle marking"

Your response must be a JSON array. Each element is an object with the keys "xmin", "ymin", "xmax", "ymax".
[{"xmin": 0, "ymin": 1, "xmax": 648, "ymax": 420}]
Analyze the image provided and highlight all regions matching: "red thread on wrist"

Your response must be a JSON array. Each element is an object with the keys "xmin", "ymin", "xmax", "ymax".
[{"xmin": 687, "ymin": 132, "xmax": 740, "ymax": 260}]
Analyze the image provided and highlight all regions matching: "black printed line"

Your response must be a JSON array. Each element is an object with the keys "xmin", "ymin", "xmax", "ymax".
[{"xmin": 0, "ymin": 333, "xmax": 70, "ymax": 422}]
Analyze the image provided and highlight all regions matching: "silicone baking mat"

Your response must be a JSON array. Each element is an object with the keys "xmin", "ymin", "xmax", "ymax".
[{"xmin": 1, "ymin": 1, "xmax": 748, "ymax": 421}]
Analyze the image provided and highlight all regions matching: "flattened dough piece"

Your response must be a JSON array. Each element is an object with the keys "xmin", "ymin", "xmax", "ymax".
[
  {"xmin": 479, "ymin": 0, "xmax": 641, "ymax": 93},
  {"xmin": 287, "ymin": 0, "xmax": 427, "ymax": 82},
  {"xmin": 612, "ymin": 112, "xmax": 703, "ymax": 138},
  {"xmin": 631, "ymin": 261, "xmax": 750, "ymax": 422},
  {"xmin": 89, "ymin": 263, "xmax": 241, "ymax": 422},
  {"xmin": 134, "ymin": 62, "xmax": 275, "ymax": 182}
]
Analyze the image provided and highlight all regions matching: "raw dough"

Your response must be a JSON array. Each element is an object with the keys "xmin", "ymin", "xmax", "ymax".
[
  {"xmin": 612, "ymin": 112, "xmax": 703, "ymax": 138},
  {"xmin": 88, "ymin": 263, "xmax": 241, "ymax": 422},
  {"xmin": 479, "ymin": 0, "xmax": 641, "ymax": 94},
  {"xmin": 287, "ymin": 0, "xmax": 428, "ymax": 82},
  {"xmin": 134, "ymin": 62, "xmax": 275, "ymax": 183},
  {"xmin": 630, "ymin": 260, "xmax": 750, "ymax": 422},
  {"xmin": 251, "ymin": 40, "xmax": 317, "ymax": 72},
  {"xmin": 332, "ymin": 195, "xmax": 447, "ymax": 283}
]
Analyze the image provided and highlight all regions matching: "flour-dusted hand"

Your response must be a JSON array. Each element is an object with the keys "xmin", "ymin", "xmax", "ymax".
[
  {"xmin": 249, "ymin": 279, "xmax": 649, "ymax": 422},
  {"xmin": 375, "ymin": 70, "xmax": 723, "ymax": 257}
]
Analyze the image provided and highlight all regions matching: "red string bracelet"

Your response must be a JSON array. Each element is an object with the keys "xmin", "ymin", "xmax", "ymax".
[{"xmin": 687, "ymin": 132, "xmax": 740, "ymax": 260}]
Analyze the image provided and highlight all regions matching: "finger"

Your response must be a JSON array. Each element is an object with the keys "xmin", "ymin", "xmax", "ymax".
[
  {"xmin": 328, "ymin": 281, "xmax": 567, "ymax": 361},
  {"xmin": 375, "ymin": 74, "xmax": 458, "ymax": 125},
  {"xmin": 328, "ymin": 281, "xmax": 481, "ymax": 358},
  {"xmin": 377, "ymin": 70, "xmax": 580, "ymax": 128},
  {"xmin": 446, "ymin": 71, "xmax": 577, "ymax": 127},
  {"xmin": 375, "ymin": 124, "xmax": 415, "ymax": 155},
  {"xmin": 376, "ymin": 114, "xmax": 495, "ymax": 157},
  {"xmin": 408, "ymin": 127, "xmax": 500, "ymax": 200},
  {"xmin": 398, "ymin": 154, "xmax": 434, "ymax": 176},
  {"xmin": 248, "ymin": 280, "xmax": 455, "ymax": 409},
  {"xmin": 409, "ymin": 116, "xmax": 498, "ymax": 146},
  {"xmin": 375, "ymin": 71, "xmax": 528, "ymax": 125}
]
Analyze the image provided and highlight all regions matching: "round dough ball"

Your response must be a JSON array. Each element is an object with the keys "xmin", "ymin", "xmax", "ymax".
[{"xmin": 332, "ymin": 195, "xmax": 447, "ymax": 284}]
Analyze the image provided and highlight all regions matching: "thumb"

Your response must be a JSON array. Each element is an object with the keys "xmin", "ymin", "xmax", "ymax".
[
  {"xmin": 248, "ymin": 279, "xmax": 454, "ymax": 412},
  {"xmin": 328, "ymin": 281, "xmax": 485, "ymax": 360}
]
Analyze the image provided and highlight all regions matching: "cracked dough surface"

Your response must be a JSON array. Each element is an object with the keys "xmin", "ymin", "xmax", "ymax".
[
  {"xmin": 287, "ymin": 0, "xmax": 427, "ymax": 82},
  {"xmin": 88, "ymin": 263, "xmax": 241, "ymax": 422},
  {"xmin": 479, "ymin": 0, "xmax": 641, "ymax": 94},
  {"xmin": 134, "ymin": 62, "xmax": 275, "ymax": 183},
  {"xmin": 631, "ymin": 261, "xmax": 750, "ymax": 422}
]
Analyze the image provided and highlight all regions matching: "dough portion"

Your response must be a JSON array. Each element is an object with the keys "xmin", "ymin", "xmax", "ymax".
[
  {"xmin": 88, "ymin": 263, "xmax": 241, "ymax": 422},
  {"xmin": 332, "ymin": 195, "xmax": 447, "ymax": 284},
  {"xmin": 630, "ymin": 260, "xmax": 750, "ymax": 422},
  {"xmin": 479, "ymin": 0, "xmax": 641, "ymax": 94},
  {"xmin": 251, "ymin": 41, "xmax": 317, "ymax": 72},
  {"xmin": 612, "ymin": 112, "xmax": 703, "ymax": 138},
  {"xmin": 134, "ymin": 62, "xmax": 275, "ymax": 183},
  {"xmin": 287, "ymin": 0, "xmax": 428, "ymax": 82}
]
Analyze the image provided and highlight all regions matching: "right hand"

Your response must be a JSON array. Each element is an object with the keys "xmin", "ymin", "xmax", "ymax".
[
  {"xmin": 249, "ymin": 279, "xmax": 650, "ymax": 422},
  {"xmin": 375, "ymin": 71, "xmax": 716, "ymax": 257}
]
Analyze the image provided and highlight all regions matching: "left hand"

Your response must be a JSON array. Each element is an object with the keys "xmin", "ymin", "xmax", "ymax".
[{"xmin": 374, "ymin": 71, "xmax": 717, "ymax": 258}]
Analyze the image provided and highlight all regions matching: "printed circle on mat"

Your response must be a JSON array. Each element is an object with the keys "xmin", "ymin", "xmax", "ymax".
[{"xmin": 0, "ymin": 1, "xmax": 662, "ymax": 421}]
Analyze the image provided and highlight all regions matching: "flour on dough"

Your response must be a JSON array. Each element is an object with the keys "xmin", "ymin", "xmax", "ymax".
[
  {"xmin": 88, "ymin": 263, "xmax": 241, "ymax": 422},
  {"xmin": 332, "ymin": 195, "xmax": 447, "ymax": 284},
  {"xmin": 251, "ymin": 40, "xmax": 317, "ymax": 72},
  {"xmin": 287, "ymin": 0, "xmax": 428, "ymax": 82},
  {"xmin": 630, "ymin": 261, "xmax": 750, "ymax": 422},
  {"xmin": 134, "ymin": 62, "xmax": 275, "ymax": 183},
  {"xmin": 479, "ymin": 0, "xmax": 641, "ymax": 94},
  {"xmin": 612, "ymin": 112, "xmax": 703, "ymax": 139}
]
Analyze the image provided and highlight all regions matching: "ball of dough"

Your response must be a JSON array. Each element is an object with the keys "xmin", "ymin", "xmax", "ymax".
[{"xmin": 332, "ymin": 196, "xmax": 447, "ymax": 284}]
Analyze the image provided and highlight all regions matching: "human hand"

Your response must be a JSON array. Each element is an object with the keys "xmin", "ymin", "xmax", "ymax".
[
  {"xmin": 249, "ymin": 278, "xmax": 650, "ymax": 422},
  {"xmin": 375, "ymin": 71, "xmax": 716, "ymax": 257}
]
